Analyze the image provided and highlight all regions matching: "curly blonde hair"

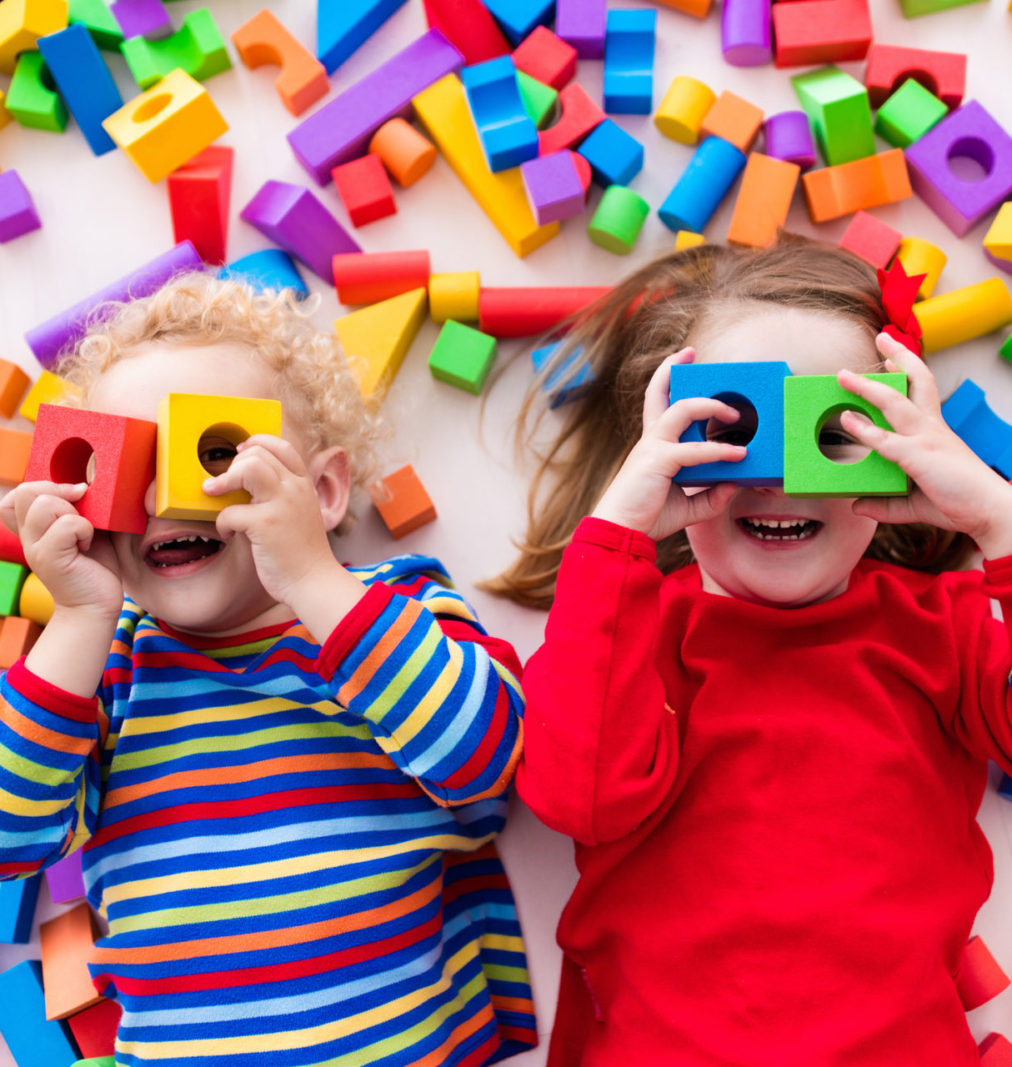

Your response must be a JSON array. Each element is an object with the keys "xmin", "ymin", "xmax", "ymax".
[{"xmin": 54, "ymin": 271, "xmax": 385, "ymax": 534}]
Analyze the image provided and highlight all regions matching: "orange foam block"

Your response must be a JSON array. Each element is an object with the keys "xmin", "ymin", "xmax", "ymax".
[
  {"xmin": 370, "ymin": 119, "xmax": 437, "ymax": 186},
  {"xmin": 370, "ymin": 464, "xmax": 437, "ymax": 539},
  {"xmin": 801, "ymin": 149, "xmax": 911, "ymax": 223},
  {"xmin": 653, "ymin": 0, "xmax": 712, "ymax": 18},
  {"xmin": 0, "ymin": 617, "xmax": 42, "ymax": 669},
  {"xmin": 0, "ymin": 425, "xmax": 33, "ymax": 485},
  {"xmin": 727, "ymin": 153, "xmax": 800, "ymax": 248},
  {"xmin": 956, "ymin": 936, "xmax": 1011, "ymax": 1011},
  {"xmin": 0, "ymin": 359, "xmax": 30, "ymax": 418},
  {"xmin": 699, "ymin": 90, "xmax": 763, "ymax": 153},
  {"xmin": 231, "ymin": 9, "xmax": 329, "ymax": 117},
  {"xmin": 40, "ymin": 901, "xmax": 103, "ymax": 1020}
]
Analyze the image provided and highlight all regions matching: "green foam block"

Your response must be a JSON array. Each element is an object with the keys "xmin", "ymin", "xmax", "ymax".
[
  {"xmin": 6, "ymin": 52, "xmax": 68, "ymax": 132},
  {"xmin": 517, "ymin": 71, "xmax": 558, "ymax": 130},
  {"xmin": 874, "ymin": 78, "xmax": 948, "ymax": 149},
  {"xmin": 121, "ymin": 8, "xmax": 231, "ymax": 90},
  {"xmin": 587, "ymin": 184, "xmax": 649, "ymax": 254},
  {"xmin": 428, "ymin": 320, "xmax": 498, "ymax": 395},
  {"xmin": 792, "ymin": 65, "xmax": 874, "ymax": 166}
]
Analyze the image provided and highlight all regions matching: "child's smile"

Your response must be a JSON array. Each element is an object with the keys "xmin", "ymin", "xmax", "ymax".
[
  {"xmin": 143, "ymin": 527, "xmax": 224, "ymax": 572},
  {"xmin": 737, "ymin": 514, "xmax": 821, "ymax": 543}
]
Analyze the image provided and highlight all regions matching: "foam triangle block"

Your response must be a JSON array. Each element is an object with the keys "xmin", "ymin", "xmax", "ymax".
[{"xmin": 334, "ymin": 287, "xmax": 428, "ymax": 397}]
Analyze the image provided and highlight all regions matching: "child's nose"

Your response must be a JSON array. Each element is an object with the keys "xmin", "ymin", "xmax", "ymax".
[
  {"xmin": 143, "ymin": 479, "xmax": 157, "ymax": 517},
  {"xmin": 753, "ymin": 485, "xmax": 787, "ymax": 497}
]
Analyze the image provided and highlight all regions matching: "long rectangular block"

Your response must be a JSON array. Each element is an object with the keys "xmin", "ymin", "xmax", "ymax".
[
  {"xmin": 0, "ymin": 876, "xmax": 41, "ymax": 943},
  {"xmin": 726, "ymin": 153, "xmax": 799, "ymax": 248},
  {"xmin": 801, "ymin": 148, "xmax": 911, "ymax": 222},
  {"xmin": 40, "ymin": 901, "xmax": 103, "ymax": 1019},
  {"xmin": 0, "ymin": 960, "xmax": 79, "ymax": 1065}
]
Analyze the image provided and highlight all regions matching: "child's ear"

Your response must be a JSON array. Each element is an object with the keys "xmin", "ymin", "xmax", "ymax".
[{"xmin": 307, "ymin": 446, "xmax": 351, "ymax": 531}]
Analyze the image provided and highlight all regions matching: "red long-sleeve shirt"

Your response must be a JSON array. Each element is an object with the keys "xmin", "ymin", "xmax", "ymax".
[{"xmin": 520, "ymin": 517, "xmax": 1012, "ymax": 1067}]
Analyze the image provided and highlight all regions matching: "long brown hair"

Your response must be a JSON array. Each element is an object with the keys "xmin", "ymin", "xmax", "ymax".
[{"xmin": 485, "ymin": 234, "xmax": 974, "ymax": 609}]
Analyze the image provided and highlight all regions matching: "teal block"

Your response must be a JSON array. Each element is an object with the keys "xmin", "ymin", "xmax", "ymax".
[
  {"xmin": 120, "ymin": 8, "xmax": 231, "ymax": 89},
  {"xmin": 68, "ymin": 0, "xmax": 125, "ymax": 50},
  {"xmin": 874, "ymin": 79, "xmax": 948, "ymax": 149},
  {"xmin": 6, "ymin": 51, "xmax": 68, "ymax": 132},
  {"xmin": 783, "ymin": 373, "xmax": 909, "ymax": 497},
  {"xmin": 0, "ymin": 876, "xmax": 42, "ymax": 943},
  {"xmin": 428, "ymin": 320, "xmax": 497, "ymax": 394},
  {"xmin": 791, "ymin": 65, "xmax": 874, "ymax": 166},
  {"xmin": 0, "ymin": 960, "xmax": 78, "ymax": 1066},
  {"xmin": 317, "ymin": 0, "xmax": 409, "ymax": 74},
  {"xmin": 0, "ymin": 562, "xmax": 28, "ymax": 616}
]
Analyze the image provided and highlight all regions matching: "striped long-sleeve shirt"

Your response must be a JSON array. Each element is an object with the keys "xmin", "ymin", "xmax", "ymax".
[{"xmin": 0, "ymin": 554, "xmax": 536, "ymax": 1067}]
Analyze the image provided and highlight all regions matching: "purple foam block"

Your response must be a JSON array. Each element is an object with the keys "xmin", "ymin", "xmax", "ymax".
[
  {"xmin": 721, "ymin": 0, "xmax": 772, "ymax": 66},
  {"xmin": 287, "ymin": 30, "xmax": 463, "ymax": 185},
  {"xmin": 521, "ymin": 151, "xmax": 586, "ymax": 224},
  {"xmin": 985, "ymin": 249, "xmax": 1012, "ymax": 277},
  {"xmin": 110, "ymin": 0, "xmax": 172, "ymax": 40},
  {"xmin": 555, "ymin": 0, "xmax": 606, "ymax": 58},
  {"xmin": 240, "ymin": 180, "xmax": 361, "ymax": 281},
  {"xmin": 905, "ymin": 100, "xmax": 1012, "ymax": 237},
  {"xmin": 45, "ymin": 850, "xmax": 85, "ymax": 903},
  {"xmin": 0, "ymin": 171, "xmax": 41, "ymax": 244},
  {"xmin": 25, "ymin": 241, "xmax": 203, "ymax": 368},
  {"xmin": 763, "ymin": 110, "xmax": 817, "ymax": 170}
]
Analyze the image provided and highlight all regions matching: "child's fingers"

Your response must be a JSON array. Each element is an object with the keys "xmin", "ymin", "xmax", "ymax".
[
  {"xmin": 680, "ymin": 483, "xmax": 738, "ymax": 526},
  {"xmin": 10, "ymin": 482, "xmax": 87, "ymax": 531},
  {"xmin": 20, "ymin": 492, "xmax": 85, "ymax": 546},
  {"xmin": 851, "ymin": 495, "xmax": 924, "ymax": 527},
  {"xmin": 836, "ymin": 370, "xmax": 924, "ymax": 436},
  {"xmin": 203, "ymin": 443, "xmax": 289, "ymax": 499},
  {"xmin": 654, "ymin": 395, "xmax": 742, "ymax": 442},
  {"xmin": 643, "ymin": 348, "xmax": 695, "ymax": 429},
  {"xmin": 875, "ymin": 333, "xmax": 941, "ymax": 411},
  {"xmin": 664, "ymin": 440, "xmax": 747, "ymax": 469},
  {"xmin": 236, "ymin": 435, "xmax": 308, "ymax": 476}
]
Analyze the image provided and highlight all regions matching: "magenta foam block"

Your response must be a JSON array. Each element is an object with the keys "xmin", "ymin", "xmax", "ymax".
[
  {"xmin": 521, "ymin": 150, "xmax": 586, "ymax": 223},
  {"xmin": 240, "ymin": 180, "xmax": 361, "ymax": 280},
  {"xmin": 763, "ymin": 110, "xmax": 817, "ymax": 170},
  {"xmin": 721, "ymin": 0, "xmax": 772, "ymax": 66},
  {"xmin": 24, "ymin": 241, "xmax": 202, "ymax": 368},
  {"xmin": 0, "ymin": 171, "xmax": 41, "ymax": 243},
  {"xmin": 905, "ymin": 100, "xmax": 1012, "ymax": 237},
  {"xmin": 555, "ymin": 0, "xmax": 606, "ymax": 57},
  {"xmin": 287, "ymin": 30, "xmax": 463, "ymax": 185},
  {"xmin": 45, "ymin": 850, "xmax": 85, "ymax": 904},
  {"xmin": 110, "ymin": 0, "xmax": 172, "ymax": 40}
]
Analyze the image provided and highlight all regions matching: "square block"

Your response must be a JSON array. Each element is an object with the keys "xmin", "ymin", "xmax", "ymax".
[
  {"xmin": 699, "ymin": 89, "xmax": 763, "ymax": 152},
  {"xmin": 370, "ymin": 464, "xmax": 436, "ymax": 539},
  {"xmin": 0, "ymin": 426, "xmax": 34, "ymax": 485},
  {"xmin": 520, "ymin": 150, "xmax": 585, "ymax": 224},
  {"xmin": 428, "ymin": 320, "xmax": 497, "ymax": 394},
  {"xmin": 576, "ymin": 118, "xmax": 644, "ymax": 186},
  {"xmin": 791, "ymin": 65, "xmax": 874, "ymax": 166},
  {"xmin": 875, "ymin": 78, "xmax": 947, "ymax": 149},
  {"xmin": 0, "ymin": 616, "xmax": 42, "ymax": 669},
  {"xmin": 670, "ymin": 361, "xmax": 792, "ymax": 486},
  {"xmin": 331, "ymin": 153, "xmax": 396, "ymax": 226},
  {"xmin": 40, "ymin": 901, "xmax": 103, "ymax": 1020},
  {"xmin": 512, "ymin": 25, "xmax": 576, "ymax": 89},
  {"xmin": 155, "ymin": 394, "xmax": 283, "ymax": 520},
  {"xmin": 784, "ymin": 372, "xmax": 908, "ymax": 497},
  {"xmin": 837, "ymin": 211, "xmax": 902, "ymax": 269}
]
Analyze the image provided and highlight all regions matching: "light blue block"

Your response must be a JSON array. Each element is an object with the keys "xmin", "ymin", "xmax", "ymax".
[
  {"xmin": 462, "ymin": 56, "xmax": 539, "ymax": 172},
  {"xmin": 658, "ymin": 135, "xmax": 746, "ymax": 233},
  {"xmin": 670, "ymin": 361, "xmax": 792, "ymax": 486},
  {"xmin": 532, "ymin": 341, "xmax": 594, "ymax": 408},
  {"xmin": 0, "ymin": 876, "xmax": 41, "ymax": 944},
  {"xmin": 577, "ymin": 119, "xmax": 644, "ymax": 186},
  {"xmin": 941, "ymin": 379, "xmax": 1012, "ymax": 479},
  {"xmin": 218, "ymin": 249, "xmax": 309, "ymax": 298},
  {"xmin": 482, "ymin": 0, "xmax": 555, "ymax": 44},
  {"xmin": 317, "ymin": 0, "xmax": 409, "ymax": 73},
  {"xmin": 0, "ymin": 960, "xmax": 78, "ymax": 1066},
  {"xmin": 603, "ymin": 8, "xmax": 655, "ymax": 115}
]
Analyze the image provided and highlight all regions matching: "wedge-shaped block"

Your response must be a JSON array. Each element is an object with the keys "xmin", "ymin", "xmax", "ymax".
[
  {"xmin": 516, "ymin": 69, "xmax": 556, "ymax": 127},
  {"xmin": 7, "ymin": 50, "xmax": 68, "ymax": 131},
  {"xmin": 0, "ymin": 876, "xmax": 41, "ymax": 943},
  {"xmin": 334, "ymin": 288, "xmax": 427, "ymax": 397},
  {"xmin": 726, "ymin": 153, "xmax": 799, "ymax": 249},
  {"xmin": 658, "ymin": 136, "xmax": 746, "ymax": 233},
  {"xmin": 421, "ymin": 0, "xmax": 509, "ymax": 65},
  {"xmin": 218, "ymin": 250, "xmax": 308, "ymax": 297},
  {"xmin": 120, "ymin": 8, "xmax": 230, "ymax": 89},
  {"xmin": 801, "ymin": 148, "xmax": 911, "ymax": 222},
  {"xmin": 155, "ymin": 393, "xmax": 283, "ymax": 520},
  {"xmin": 0, "ymin": 170, "xmax": 41, "ymax": 242},
  {"xmin": 784, "ymin": 373, "xmax": 908, "ymax": 497},
  {"xmin": 462, "ymin": 56, "xmax": 539, "ymax": 172},
  {"xmin": 40, "ymin": 901, "xmax": 103, "ymax": 1020},
  {"xmin": 913, "ymin": 278, "xmax": 1012, "ymax": 354},
  {"xmin": 984, "ymin": 203, "xmax": 1012, "ymax": 272},
  {"xmin": 0, "ymin": 0, "xmax": 69, "ymax": 75},
  {"xmin": 167, "ymin": 144, "xmax": 232, "ymax": 265},
  {"xmin": 792, "ymin": 65, "xmax": 873, "ymax": 166},
  {"xmin": 370, "ymin": 464, "xmax": 436, "ymax": 538},
  {"xmin": 0, "ymin": 960, "xmax": 79, "ymax": 1066},
  {"xmin": 671, "ymin": 361, "xmax": 791, "ymax": 486},
  {"xmin": 864, "ymin": 43, "xmax": 966, "ymax": 109},
  {"xmin": 428, "ymin": 320, "xmax": 497, "ymax": 394},
  {"xmin": 318, "ymin": 0, "xmax": 408, "ymax": 72},
  {"xmin": 26, "ymin": 404, "xmax": 157, "ymax": 534},
  {"xmin": 603, "ymin": 8, "xmax": 655, "ymax": 115},
  {"xmin": 482, "ymin": 0, "xmax": 553, "ymax": 44},
  {"xmin": 103, "ymin": 68, "xmax": 228, "ymax": 183},
  {"xmin": 942, "ymin": 379, "xmax": 1012, "ymax": 480},
  {"xmin": 874, "ymin": 78, "xmax": 947, "ymax": 149}
]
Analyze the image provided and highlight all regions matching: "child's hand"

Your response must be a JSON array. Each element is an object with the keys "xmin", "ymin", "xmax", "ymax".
[
  {"xmin": 591, "ymin": 349, "xmax": 746, "ymax": 540},
  {"xmin": 838, "ymin": 333, "xmax": 1012, "ymax": 560},
  {"xmin": 0, "ymin": 481, "xmax": 123, "ymax": 620}
]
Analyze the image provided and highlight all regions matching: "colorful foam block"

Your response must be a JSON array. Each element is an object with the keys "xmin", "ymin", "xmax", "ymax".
[
  {"xmin": 658, "ymin": 136, "xmax": 747, "ymax": 234},
  {"xmin": 73, "ymin": 1058, "xmax": 117, "ymax": 1067},
  {"xmin": 69, "ymin": 0, "xmax": 125, "ymax": 50},
  {"xmin": 478, "ymin": 286, "xmax": 610, "ymax": 337},
  {"xmin": 19, "ymin": 572, "xmax": 55, "ymax": 626},
  {"xmin": 674, "ymin": 230, "xmax": 706, "ymax": 251},
  {"xmin": 555, "ymin": 0, "xmax": 606, "ymax": 58},
  {"xmin": 792, "ymin": 65, "xmax": 874, "ymax": 166},
  {"xmin": 287, "ymin": 30, "xmax": 464, "ymax": 185},
  {"xmin": 119, "ymin": 8, "xmax": 231, "ymax": 89},
  {"xmin": 7, "ymin": 50, "xmax": 69, "ymax": 131},
  {"xmin": 102, "ymin": 68, "xmax": 228, "ymax": 184},
  {"xmin": 167, "ymin": 144, "xmax": 232, "ymax": 265},
  {"xmin": 0, "ymin": 524, "xmax": 27, "ymax": 567},
  {"xmin": 0, "ymin": 876, "xmax": 41, "ymax": 943},
  {"xmin": 670, "ymin": 361, "xmax": 792, "ymax": 486},
  {"xmin": 333, "ymin": 250, "xmax": 430, "ymax": 305},
  {"xmin": 428, "ymin": 320, "xmax": 497, "ymax": 394},
  {"xmin": 837, "ymin": 211, "xmax": 902, "ymax": 269},
  {"xmin": 24, "ymin": 241, "xmax": 202, "ymax": 368},
  {"xmin": 955, "ymin": 936, "xmax": 1010, "ymax": 1011},
  {"xmin": 521, "ymin": 150, "xmax": 586, "ymax": 224},
  {"xmin": 980, "ymin": 1033, "xmax": 1012, "ymax": 1066},
  {"xmin": 984, "ymin": 203, "xmax": 1012, "ymax": 274},
  {"xmin": 0, "ymin": 561, "xmax": 28, "ymax": 615},
  {"xmin": 720, "ymin": 0, "xmax": 772, "ymax": 66},
  {"xmin": 369, "ymin": 119, "xmax": 436, "ymax": 186},
  {"xmin": 940, "ymin": 379, "xmax": 1012, "ymax": 478},
  {"xmin": 40, "ymin": 901, "xmax": 103, "ymax": 1020},
  {"xmin": 864, "ymin": 43, "xmax": 966, "ymax": 109},
  {"xmin": 481, "ymin": 0, "xmax": 553, "ymax": 45},
  {"xmin": 0, "ymin": 616, "xmax": 42, "ymax": 669},
  {"xmin": 110, "ymin": 0, "xmax": 171, "ymax": 40},
  {"xmin": 874, "ymin": 78, "xmax": 947, "ymax": 149},
  {"xmin": 0, "ymin": 169, "xmax": 41, "ymax": 242},
  {"xmin": 699, "ymin": 89, "xmax": 763, "ymax": 153},
  {"xmin": 19, "ymin": 370, "xmax": 78, "ymax": 421},
  {"xmin": 421, "ymin": 0, "xmax": 510, "ymax": 65},
  {"xmin": 800, "ymin": 148, "xmax": 912, "ymax": 223},
  {"xmin": 516, "ymin": 69, "xmax": 557, "ymax": 128},
  {"xmin": 513, "ymin": 25, "xmax": 576, "ymax": 90},
  {"xmin": 331, "ymin": 154, "xmax": 397, "ymax": 226},
  {"xmin": 0, "ymin": 427, "xmax": 35, "ymax": 485},
  {"xmin": 218, "ymin": 250, "xmax": 308, "ymax": 297},
  {"xmin": 155, "ymin": 393, "xmax": 283, "ymax": 520},
  {"xmin": 576, "ymin": 118, "xmax": 644, "ymax": 187},
  {"xmin": 602, "ymin": 8, "xmax": 655, "ymax": 115},
  {"xmin": 587, "ymin": 185, "xmax": 649, "ymax": 254},
  {"xmin": 0, "ymin": 359, "xmax": 30, "ymax": 418},
  {"xmin": 726, "ymin": 153, "xmax": 800, "ymax": 248},
  {"xmin": 26, "ymin": 404, "xmax": 158, "ymax": 534},
  {"xmin": 897, "ymin": 0, "xmax": 984, "ymax": 16},
  {"xmin": 231, "ymin": 8, "xmax": 329, "ymax": 117},
  {"xmin": 67, "ymin": 998, "xmax": 121, "ymax": 1060},
  {"xmin": 317, "ymin": 0, "xmax": 408, "ymax": 73},
  {"xmin": 763, "ymin": 110, "xmax": 817, "ymax": 169},
  {"xmin": 538, "ymin": 80, "xmax": 605, "ymax": 155},
  {"xmin": 36, "ymin": 21, "xmax": 120, "ymax": 154},
  {"xmin": 429, "ymin": 271, "xmax": 480, "ymax": 322},
  {"xmin": 45, "ymin": 849, "xmax": 85, "ymax": 903},
  {"xmin": 654, "ymin": 75, "xmax": 715, "ymax": 145},
  {"xmin": 461, "ymin": 56, "xmax": 539, "ymax": 172},
  {"xmin": 905, "ymin": 100, "xmax": 1012, "ymax": 237},
  {"xmin": 334, "ymin": 288, "xmax": 428, "ymax": 396},
  {"xmin": 772, "ymin": 0, "xmax": 872, "ymax": 68},
  {"xmin": 0, "ymin": 960, "xmax": 79, "ymax": 1065},
  {"xmin": 896, "ymin": 235, "xmax": 946, "ymax": 298},
  {"xmin": 531, "ymin": 341, "xmax": 594, "ymax": 407},
  {"xmin": 0, "ymin": 0, "xmax": 69, "ymax": 75},
  {"xmin": 370, "ymin": 464, "xmax": 437, "ymax": 539},
  {"xmin": 783, "ymin": 373, "xmax": 909, "ymax": 497},
  {"xmin": 240, "ymin": 180, "xmax": 361, "ymax": 280},
  {"xmin": 412, "ymin": 73, "xmax": 557, "ymax": 257},
  {"xmin": 913, "ymin": 278, "xmax": 1012, "ymax": 353}
]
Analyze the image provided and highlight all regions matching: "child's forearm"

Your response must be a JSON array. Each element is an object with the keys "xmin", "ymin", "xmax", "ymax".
[
  {"xmin": 25, "ymin": 606, "xmax": 118, "ymax": 699},
  {"xmin": 286, "ymin": 560, "xmax": 368, "ymax": 646}
]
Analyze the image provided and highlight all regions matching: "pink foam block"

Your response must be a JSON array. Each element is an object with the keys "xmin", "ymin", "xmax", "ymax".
[
  {"xmin": 763, "ymin": 110, "xmax": 817, "ymax": 169},
  {"xmin": 905, "ymin": 100, "xmax": 1012, "ymax": 236},
  {"xmin": 0, "ymin": 171, "xmax": 41, "ymax": 243},
  {"xmin": 838, "ymin": 211, "xmax": 902, "ymax": 269},
  {"xmin": 521, "ymin": 150, "xmax": 586, "ymax": 223},
  {"xmin": 45, "ymin": 850, "xmax": 85, "ymax": 904}
]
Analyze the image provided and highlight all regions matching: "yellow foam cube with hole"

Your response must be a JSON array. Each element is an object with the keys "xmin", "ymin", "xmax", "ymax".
[
  {"xmin": 0, "ymin": 0, "xmax": 68, "ymax": 75},
  {"xmin": 102, "ymin": 68, "xmax": 228, "ymax": 184},
  {"xmin": 155, "ymin": 393, "xmax": 282, "ymax": 520},
  {"xmin": 19, "ymin": 371, "xmax": 80, "ymax": 422}
]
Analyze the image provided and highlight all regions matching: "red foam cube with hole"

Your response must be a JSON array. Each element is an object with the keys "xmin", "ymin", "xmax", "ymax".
[{"xmin": 331, "ymin": 154, "xmax": 397, "ymax": 227}]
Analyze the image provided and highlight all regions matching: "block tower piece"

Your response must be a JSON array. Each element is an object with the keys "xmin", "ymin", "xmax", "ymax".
[
  {"xmin": 726, "ymin": 153, "xmax": 800, "ymax": 248},
  {"xmin": 980, "ymin": 1034, "xmax": 1012, "ymax": 1067},
  {"xmin": 772, "ymin": 0, "xmax": 872, "ymax": 68},
  {"xmin": 241, "ymin": 180, "xmax": 361, "ymax": 280},
  {"xmin": 0, "ymin": 0, "xmax": 69, "ymax": 74},
  {"xmin": 513, "ymin": 25, "xmax": 576, "ymax": 90},
  {"xmin": 521, "ymin": 150, "xmax": 586, "ymax": 224},
  {"xmin": 36, "ymin": 21, "xmax": 121, "ymax": 154},
  {"xmin": 905, "ymin": 101, "xmax": 1012, "ymax": 237},
  {"xmin": 19, "ymin": 572, "xmax": 55, "ymax": 626},
  {"xmin": 670, "ymin": 361, "xmax": 792, "ymax": 486},
  {"xmin": 913, "ymin": 278, "xmax": 1012, "ymax": 353},
  {"xmin": 801, "ymin": 149, "xmax": 912, "ymax": 223},
  {"xmin": 45, "ymin": 849, "xmax": 85, "ymax": 904},
  {"xmin": 0, "ymin": 876, "xmax": 42, "ymax": 944},
  {"xmin": 0, "ymin": 170, "xmax": 41, "ymax": 242},
  {"xmin": 67, "ymin": 998, "xmax": 121, "ymax": 1060},
  {"xmin": 874, "ymin": 79, "xmax": 947, "ymax": 149},
  {"xmin": 838, "ymin": 211, "xmax": 902, "ymax": 269},
  {"xmin": 783, "ymin": 373, "xmax": 909, "ymax": 497},
  {"xmin": 369, "ymin": 119, "xmax": 437, "ymax": 186},
  {"xmin": 70, "ymin": 0, "xmax": 125, "ymax": 50},
  {"xmin": 0, "ymin": 427, "xmax": 34, "ymax": 485},
  {"xmin": 587, "ymin": 185, "xmax": 649, "ymax": 254},
  {"xmin": 654, "ymin": 75, "xmax": 715, "ymax": 145},
  {"xmin": 864, "ymin": 43, "xmax": 966, "ymax": 109},
  {"xmin": 0, "ymin": 617, "xmax": 42, "ymax": 670},
  {"xmin": 155, "ymin": 394, "xmax": 283, "ymax": 520},
  {"xmin": 576, "ymin": 118, "xmax": 644, "ymax": 187},
  {"xmin": 334, "ymin": 288, "xmax": 428, "ymax": 397},
  {"xmin": 658, "ymin": 136, "xmax": 747, "ymax": 234},
  {"xmin": 317, "ymin": 0, "xmax": 409, "ymax": 73},
  {"xmin": 40, "ymin": 902, "xmax": 104, "ymax": 1020},
  {"xmin": 539, "ymin": 81, "xmax": 605, "ymax": 155},
  {"xmin": 119, "ymin": 9, "xmax": 231, "ymax": 89},
  {"xmin": 791, "ymin": 65, "xmax": 874, "ymax": 166},
  {"xmin": 26, "ymin": 404, "xmax": 158, "ymax": 534},
  {"xmin": 955, "ymin": 936, "xmax": 1011, "ymax": 1011},
  {"xmin": 7, "ymin": 50, "xmax": 69, "ymax": 131},
  {"xmin": 478, "ymin": 287, "xmax": 610, "ymax": 337},
  {"xmin": 333, "ymin": 250, "xmax": 431, "ymax": 305},
  {"xmin": 370, "ymin": 465, "xmax": 437, "ymax": 538},
  {"xmin": 102, "ymin": 68, "xmax": 228, "ymax": 184},
  {"xmin": 428, "ymin": 320, "xmax": 497, "ymax": 394},
  {"xmin": 555, "ymin": 0, "xmax": 606, "ymax": 58},
  {"xmin": 461, "ymin": 56, "xmax": 539, "ymax": 172},
  {"xmin": 331, "ymin": 155, "xmax": 396, "ymax": 226},
  {"xmin": 421, "ymin": 0, "xmax": 510, "ymax": 65},
  {"xmin": 603, "ymin": 8, "xmax": 655, "ymax": 115},
  {"xmin": 167, "ymin": 145, "xmax": 233, "ymax": 265},
  {"xmin": 941, "ymin": 379, "xmax": 1012, "ymax": 479},
  {"xmin": 699, "ymin": 89, "xmax": 763, "ymax": 153},
  {"xmin": 231, "ymin": 8, "xmax": 329, "ymax": 117},
  {"xmin": 0, "ymin": 960, "xmax": 79, "ymax": 1065},
  {"xmin": 429, "ymin": 271, "xmax": 480, "ymax": 322},
  {"xmin": 763, "ymin": 111, "xmax": 817, "ymax": 169},
  {"xmin": 721, "ymin": 0, "xmax": 772, "ymax": 66},
  {"xmin": 515, "ymin": 69, "xmax": 556, "ymax": 128}
]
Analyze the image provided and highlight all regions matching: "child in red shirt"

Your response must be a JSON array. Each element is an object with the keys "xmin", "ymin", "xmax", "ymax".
[{"xmin": 492, "ymin": 236, "xmax": 1012, "ymax": 1066}]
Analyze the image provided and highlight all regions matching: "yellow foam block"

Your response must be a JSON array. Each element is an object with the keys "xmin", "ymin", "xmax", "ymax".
[
  {"xmin": 654, "ymin": 75, "xmax": 715, "ymax": 145},
  {"xmin": 412, "ymin": 74, "xmax": 558, "ymax": 258},
  {"xmin": 335, "ymin": 287, "xmax": 428, "ymax": 398},
  {"xmin": 156, "ymin": 393, "xmax": 283, "ymax": 520},
  {"xmin": 19, "ymin": 571, "xmax": 54, "ymax": 626},
  {"xmin": 429, "ymin": 271, "xmax": 480, "ymax": 323},
  {"xmin": 102, "ymin": 68, "xmax": 228, "ymax": 184},
  {"xmin": 0, "ymin": 0, "xmax": 68, "ymax": 75},
  {"xmin": 0, "ymin": 90, "xmax": 11, "ymax": 130},
  {"xmin": 896, "ymin": 236, "xmax": 946, "ymax": 299},
  {"xmin": 674, "ymin": 230, "xmax": 706, "ymax": 251},
  {"xmin": 913, "ymin": 278, "xmax": 1012, "ymax": 354},
  {"xmin": 19, "ymin": 370, "xmax": 80, "ymax": 422},
  {"xmin": 984, "ymin": 203, "xmax": 1012, "ymax": 264}
]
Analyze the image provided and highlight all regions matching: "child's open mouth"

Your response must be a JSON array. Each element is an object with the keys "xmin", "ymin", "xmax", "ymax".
[
  {"xmin": 146, "ymin": 535, "xmax": 224, "ymax": 569},
  {"xmin": 739, "ymin": 517, "xmax": 821, "ymax": 542}
]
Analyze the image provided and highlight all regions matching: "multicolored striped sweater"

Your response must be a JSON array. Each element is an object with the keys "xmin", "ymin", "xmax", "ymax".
[{"xmin": 0, "ymin": 554, "xmax": 536, "ymax": 1067}]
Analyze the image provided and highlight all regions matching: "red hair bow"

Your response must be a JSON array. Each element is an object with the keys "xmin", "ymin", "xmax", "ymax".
[{"xmin": 876, "ymin": 259, "xmax": 927, "ymax": 357}]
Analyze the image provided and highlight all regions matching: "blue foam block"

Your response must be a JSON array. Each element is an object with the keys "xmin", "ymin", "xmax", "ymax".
[
  {"xmin": 482, "ymin": 0, "xmax": 555, "ymax": 44},
  {"xmin": 461, "ymin": 56, "xmax": 539, "ymax": 172},
  {"xmin": 603, "ymin": 8, "xmax": 656, "ymax": 115},
  {"xmin": 218, "ymin": 249, "xmax": 309, "ymax": 298},
  {"xmin": 670, "ymin": 361, "xmax": 792, "ymax": 486},
  {"xmin": 0, "ymin": 960, "xmax": 78, "ymax": 1066},
  {"xmin": 531, "ymin": 341, "xmax": 594, "ymax": 408},
  {"xmin": 0, "ymin": 876, "xmax": 41, "ymax": 944},
  {"xmin": 941, "ymin": 378, "xmax": 1012, "ymax": 479},
  {"xmin": 317, "ymin": 0, "xmax": 409, "ymax": 73},
  {"xmin": 658, "ymin": 135, "xmax": 747, "ymax": 234},
  {"xmin": 577, "ymin": 119, "xmax": 644, "ymax": 187},
  {"xmin": 37, "ymin": 23, "xmax": 123, "ymax": 156}
]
